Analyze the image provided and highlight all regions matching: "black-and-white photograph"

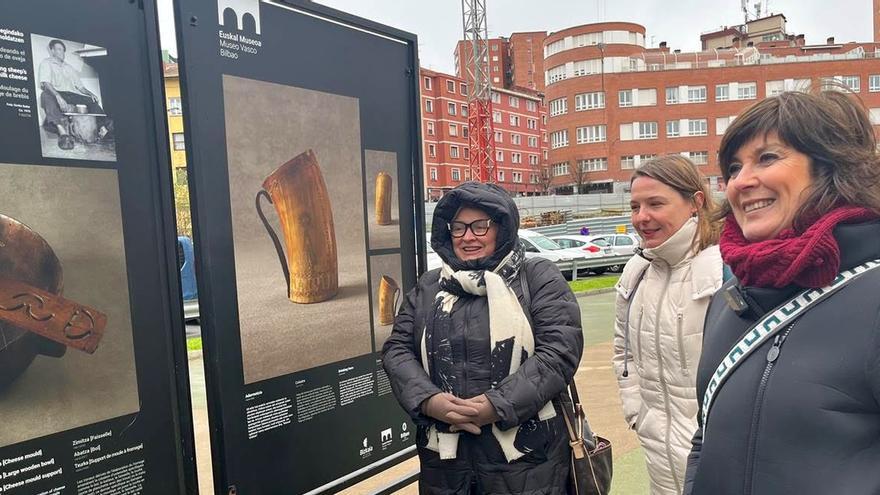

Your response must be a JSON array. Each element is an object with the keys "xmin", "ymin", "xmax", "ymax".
[{"xmin": 30, "ymin": 34, "xmax": 116, "ymax": 162}]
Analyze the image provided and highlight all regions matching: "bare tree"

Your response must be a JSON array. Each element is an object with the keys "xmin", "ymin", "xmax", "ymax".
[
  {"xmin": 567, "ymin": 160, "xmax": 591, "ymax": 194},
  {"xmin": 538, "ymin": 168, "xmax": 554, "ymax": 195}
]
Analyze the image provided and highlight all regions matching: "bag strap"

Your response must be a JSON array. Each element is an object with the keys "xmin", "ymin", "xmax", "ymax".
[{"xmin": 702, "ymin": 258, "xmax": 880, "ymax": 433}]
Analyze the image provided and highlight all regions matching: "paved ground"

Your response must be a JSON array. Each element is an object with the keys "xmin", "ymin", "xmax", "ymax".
[{"xmin": 187, "ymin": 291, "xmax": 649, "ymax": 494}]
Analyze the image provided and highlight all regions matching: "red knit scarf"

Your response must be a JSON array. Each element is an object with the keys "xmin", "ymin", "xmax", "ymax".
[{"xmin": 720, "ymin": 206, "xmax": 879, "ymax": 288}]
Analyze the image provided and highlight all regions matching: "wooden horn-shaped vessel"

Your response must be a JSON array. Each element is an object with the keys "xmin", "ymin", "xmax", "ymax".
[
  {"xmin": 374, "ymin": 171, "xmax": 392, "ymax": 226},
  {"xmin": 377, "ymin": 275, "xmax": 400, "ymax": 326},
  {"xmin": 256, "ymin": 149, "xmax": 338, "ymax": 304}
]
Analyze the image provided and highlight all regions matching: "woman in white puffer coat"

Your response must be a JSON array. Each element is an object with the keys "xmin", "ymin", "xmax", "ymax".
[{"xmin": 612, "ymin": 155, "xmax": 724, "ymax": 495}]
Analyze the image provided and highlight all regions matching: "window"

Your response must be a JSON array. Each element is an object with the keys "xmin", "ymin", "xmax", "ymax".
[
  {"xmin": 575, "ymin": 92, "xmax": 604, "ymax": 111},
  {"xmin": 509, "ymin": 115, "xmax": 520, "ymax": 127},
  {"xmin": 578, "ymin": 158, "xmax": 608, "ymax": 172},
  {"xmin": 543, "ymin": 150, "xmax": 549, "ymax": 159},
  {"xmin": 687, "ymin": 86, "xmax": 707, "ymax": 103},
  {"xmin": 511, "ymin": 134, "xmax": 522, "ymax": 145},
  {"xmin": 451, "ymin": 168, "xmax": 461, "ymax": 181},
  {"xmin": 426, "ymin": 121, "xmax": 435, "ymax": 135},
  {"xmin": 450, "ymin": 145, "xmax": 459, "ymax": 159},
  {"xmin": 576, "ymin": 125, "xmax": 606, "ymax": 144},
  {"xmin": 545, "ymin": 39, "xmax": 566, "ymax": 57},
  {"xmin": 870, "ymin": 75, "xmax": 880, "ymax": 92},
  {"xmin": 530, "ymin": 173, "xmax": 539, "ymax": 184},
  {"xmin": 620, "ymin": 155, "xmax": 635, "ymax": 170},
  {"xmin": 716, "ymin": 116, "xmax": 732, "ymax": 135},
  {"xmin": 841, "ymin": 75, "xmax": 860, "ymax": 92},
  {"xmin": 429, "ymin": 167, "xmax": 438, "ymax": 181},
  {"xmin": 496, "ymin": 150, "xmax": 504, "ymax": 162},
  {"xmin": 493, "ymin": 76, "xmax": 500, "ymax": 83},
  {"xmin": 688, "ymin": 151, "xmax": 708, "ymax": 165},
  {"xmin": 550, "ymin": 130, "xmax": 569, "ymax": 148},
  {"xmin": 619, "ymin": 90, "xmax": 633, "ymax": 107},
  {"xmin": 527, "ymin": 118, "xmax": 537, "ymax": 129},
  {"xmin": 551, "ymin": 162, "xmax": 569, "ymax": 176},
  {"xmin": 491, "ymin": 92, "xmax": 501, "ymax": 103},
  {"xmin": 461, "ymin": 104, "xmax": 468, "ymax": 117},
  {"xmin": 425, "ymin": 99, "xmax": 433, "ymax": 113},
  {"xmin": 688, "ymin": 119, "xmax": 708, "ymax": 136},
  {"xmin": 497, "ymin": 170, "xmax": 505, "ymax": 182},
  {"xmin": 449, "ymin": 123, "xmax": 458, "ymax": 136},
  {"xmin": 526, "ymin": 100, "xmax": 537, "ymax": 111},
  {"xmin": 492, "ymin": 44, "xmax": 498, "ymax": 51},
  {"xmin": 462, "ymin": 126, "xmax": 469, "ymax": 138},
  {"xmin": 446, "ymin": 80, "xmax": 455, "ymax": 93},
  {"xmin": 173, "ymin": 133, "xmax": 185, "ymax": 150},
  {"xmin": 424, "ymin": 77, "xmax": 432, "ymax": 90},
  {"xmin": 547, "ymin": 65, "xmax": 567, "ymax": 84},
  {"xmin": 495, "ymin": 131, "xmax": 503, "ymax": 142},
  {"xmin": 737, "ymin": 82, "xmax": 757, "ymax": 100},
  {"xmin": 573, "ymin": 59, "xmax": 601, "ymax": 76},
  {"xmin": 512, "ymin": 171, "xmax": 523, "ymax": 183},
  {"xmin": 511, "ymin": 152, "xmax": 522, "ymax": 164},
  {"xmin": 492, "ymin": 55, "xmax": 499, "ymax": 62},
  {"xmin": 637, "ymin": 122, "xmax": 658, "ymax": 139},
  {"xmin": 463, "ymin": 147, "xmax": 470, "ymax": 159},
  {"xmin": 447, "ymin": 102, "xmax": 456, "ymax": 115},
  {"xmin": 492, "ymin": 111, "xmax": 502, "ymax": 123},
  {"xmin": 665, "ymin": 87, "xmax": 679, "ymax": 105},
  {"xmin": 529, "ymin": 154, "xmax": 538, "ymax": 165},
  {"xmin": 428, "ymin": 144, "xmax": 436, "ymax": 157},
  {"xmin": 666, "ymin": 120, "xmax": 680, "ymax": 138},
  {"xmin": 549, "ymin": 97, "xmax": 567, "ymax": 116},
  {"xmin": 168, "ymin": 97, "xmax": 182, "ymax": 115},
  {"xmin": 528, "ymin": 136, "xmax": 538, "ymax": 147},
  {"xmin": 509, "ymin": 96, "xmax": 520, "ymax": 108},
  {"xmin": 715, "ymin": 85, "xmax": 729, "ymax": 102},
  {"xmin": 460, "ymin": 83, "xmax": 468, "ymax": 95},
  {"xmin": 765, "ymin": 80, "xmax": 784, "ymax": 96}
]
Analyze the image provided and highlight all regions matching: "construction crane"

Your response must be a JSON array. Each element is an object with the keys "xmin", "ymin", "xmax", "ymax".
[{"xmin": 461, "ymin": 0, "xmax": 496, "ymax": 183}]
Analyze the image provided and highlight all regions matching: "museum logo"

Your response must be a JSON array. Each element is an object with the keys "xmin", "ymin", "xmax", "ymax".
[
  {"xmin": 216, "ymin": 0, "xmax": 262, "ymax": 60},
  {"xmin": 399, "ymin": 422, "xmax": 410, "ymax": 442},
  {"xmin": 359, "ymin": 437, "xmax": 373, "ymax": 458}
]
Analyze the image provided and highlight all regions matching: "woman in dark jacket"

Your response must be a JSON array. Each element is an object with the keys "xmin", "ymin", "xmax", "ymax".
[
  {"xmin": 684, "ymin": 90, "xmax": 880, "ymax": 495},
  {"xmin": 382, "ymin": 182, "xmax": 583, "ymax": 494}
]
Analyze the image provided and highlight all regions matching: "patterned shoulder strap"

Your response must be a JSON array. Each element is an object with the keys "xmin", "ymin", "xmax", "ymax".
[{"xmin": 702, "ymin": 258, "xmax": 880, "ymax": 434}]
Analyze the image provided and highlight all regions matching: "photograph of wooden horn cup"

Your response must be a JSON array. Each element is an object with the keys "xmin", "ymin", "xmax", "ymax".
[
  {"xmin": 0, "ymin": 213, "xmax": 108, "ymax": 391},
  {"xmin": 256, "ymin": 149, "xmax": 339, "ymax": 304},
  {"xmin": 377, "ymin": 275, "xmax": 400, "ymax": 326},
  {"xmin": 375, "ymin": 171, "xmax": 392, "ymax": 226}
]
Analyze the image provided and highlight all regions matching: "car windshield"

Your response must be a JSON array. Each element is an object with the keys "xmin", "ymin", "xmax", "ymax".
[{"xmin": 529, "ymin": 234, "xmax": 563, "ymax": 250}]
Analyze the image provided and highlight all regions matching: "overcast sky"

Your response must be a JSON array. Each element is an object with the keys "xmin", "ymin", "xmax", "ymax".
[{"xmin": 156, "ymin": 0, "xmax": 874, "ymax": 74}]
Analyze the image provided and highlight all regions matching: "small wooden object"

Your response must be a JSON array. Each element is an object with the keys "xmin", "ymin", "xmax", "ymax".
[
  {"xmin": 375, "ymin": 171, "xmax": 392, "ymax": 225},
  {"xmin": 377, "ymin": 275, "xmax": 400, "ymax": 326}
]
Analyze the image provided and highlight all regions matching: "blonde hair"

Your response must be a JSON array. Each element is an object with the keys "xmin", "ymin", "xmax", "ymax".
[{"xmin": 631, "ymin": 155, "xmax": 721, "ymax": 252}]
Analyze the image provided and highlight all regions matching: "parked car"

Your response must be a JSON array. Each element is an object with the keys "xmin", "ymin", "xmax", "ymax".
[
  {"xmin": 581, "ymin": 233, "xmax": 640, "ymax": 272},
  {"xmin": 518, "ymin": 229, "xmax": 591, "ymax": 278},
  {"xmin": 425, "ymin": 234, "xmax": 442, "ymax": 271},
  {"xmin": 549, "ymin": 234, "xmax": 615, "ymax": 274},
  {"xmin": 177, "ymin": 236, "xmax": 199, "ymax": 322}
]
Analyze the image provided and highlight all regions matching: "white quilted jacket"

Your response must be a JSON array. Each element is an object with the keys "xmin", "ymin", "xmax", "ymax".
[{"xmin": 612, "ymin": 218, "xmax": 722, "ymax": 495}]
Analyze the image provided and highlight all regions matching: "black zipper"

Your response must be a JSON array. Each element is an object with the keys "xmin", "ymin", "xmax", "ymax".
[
  {"xmin": 463, "ymin": 300, "xmax": 470, "ymax": 397},
  {"xmin": 742, "ymin": 322, "xmax": 796, "ymax": 494}
]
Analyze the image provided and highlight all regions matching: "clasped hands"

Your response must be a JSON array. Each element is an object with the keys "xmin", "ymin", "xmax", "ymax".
[{"xmin": 421, "ymin": 392, "xmax": 500, "ymax": 435}]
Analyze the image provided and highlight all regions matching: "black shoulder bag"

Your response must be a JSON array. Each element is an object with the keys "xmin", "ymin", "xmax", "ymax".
[{"xmin": 518, "ymin": 266, "xmax": 613, "ymax": 495}]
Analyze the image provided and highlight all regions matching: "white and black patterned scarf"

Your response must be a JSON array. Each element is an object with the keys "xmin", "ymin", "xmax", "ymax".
[{"xmin": 420, "ymin": 244, "xmax": 556, "ymax": 462}]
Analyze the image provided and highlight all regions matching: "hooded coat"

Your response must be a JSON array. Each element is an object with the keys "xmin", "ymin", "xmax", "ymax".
[
  {"xmin": 382, "ymin": 183, "xmax": 583, "ymax": 494},
  {"xmin": 612, "ymin": 218, "xmax": 723, "ymax": 495}
]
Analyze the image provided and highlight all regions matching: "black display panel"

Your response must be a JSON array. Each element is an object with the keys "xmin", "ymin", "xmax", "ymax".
[
  {"xmin": 173, "ymin": 0, "xmax": 424, "ymax": 493},
  {"xmin": 0, "ymin": 1, "xmax": 197, "ymax": 494}
]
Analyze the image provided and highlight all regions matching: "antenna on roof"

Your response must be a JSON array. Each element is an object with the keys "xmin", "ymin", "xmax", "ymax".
[{"xmin": 741, "ymin": 0, "xmax": 749, "ymax": 23}]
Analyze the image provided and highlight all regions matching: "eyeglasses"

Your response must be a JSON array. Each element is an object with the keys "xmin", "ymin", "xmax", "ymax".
[{"xmin": 448, "ymin": 218, "xmax": 493, "ymax": 238}]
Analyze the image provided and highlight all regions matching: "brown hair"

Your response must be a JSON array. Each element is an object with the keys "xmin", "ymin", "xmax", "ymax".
[
  {"xmin": 631, "ymin": 154, "xmax": 721, "ymax": 252},
  {"xmin": 717, "ymin": 88, "xmax": 880, "ymax": 231}
]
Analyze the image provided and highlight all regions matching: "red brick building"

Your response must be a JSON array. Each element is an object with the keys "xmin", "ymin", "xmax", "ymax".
[
  {"xmin": 540, "ymin": 16, "xmax": 880, "ymax": 193},
  {"xmin": 421, "ymin": 68, "xmax": 549, "ymax": 200},
  {"xmin": 454, "ymin": 32, "xmax": 549, "ymax": 93}
]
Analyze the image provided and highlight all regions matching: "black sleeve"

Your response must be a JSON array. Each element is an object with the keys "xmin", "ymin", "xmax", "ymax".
[
  {"xmin": 683, "ymin": 426, "xmax": 703, "ymax": 495},
  {"xmin": 485, "ymin": 258, "xmax": 583, "ymax": 429},
  {"xmin": 381, "ymin": 275, "xmax": 441, "ymax": 426}
]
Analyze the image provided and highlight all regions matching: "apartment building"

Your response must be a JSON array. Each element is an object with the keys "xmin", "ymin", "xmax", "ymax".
[
  {"xmin": 541, "ymin": 16, "xmax": 880, "ymax": 193},
  {"xmin": 421, "ymin": 68, "xmax": 549, "ymax": 199}
]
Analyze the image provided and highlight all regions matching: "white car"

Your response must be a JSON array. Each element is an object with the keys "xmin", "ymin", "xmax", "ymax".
[
  {"xmin": 425, "ymin": 234, "xmax": 442, "ymax": 271},
  {"xmin": 548, "ymin": 235, "xmax": 614, "ymax": 257},
  {"xmin": 584, "ymin": 233, "xmax": 640, "ymax": 256},
  {"xmin": 518, "ymin": 229, "xmax": 591, "ymax": 276}
]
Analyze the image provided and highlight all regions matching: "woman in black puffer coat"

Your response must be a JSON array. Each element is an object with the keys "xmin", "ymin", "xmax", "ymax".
[{"xmin": 382, "ymin": 182, "xmax": 583, "ymax": 494}]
